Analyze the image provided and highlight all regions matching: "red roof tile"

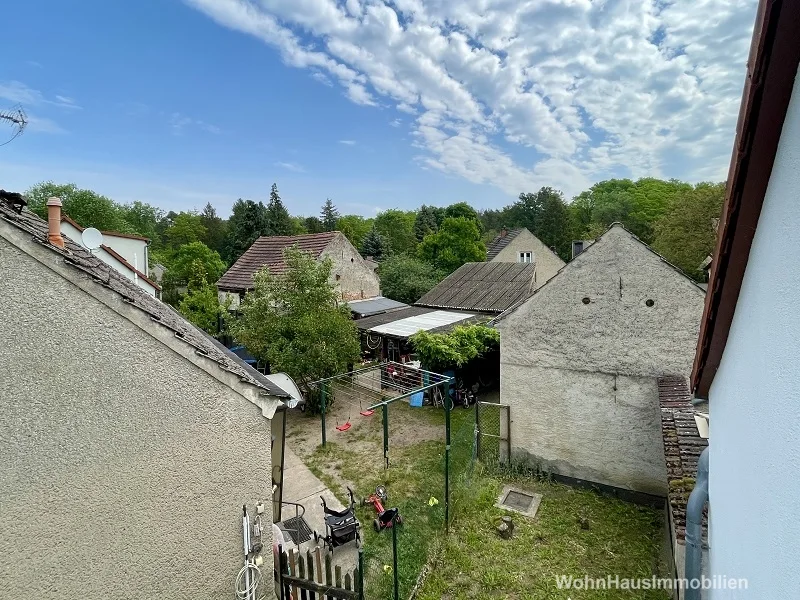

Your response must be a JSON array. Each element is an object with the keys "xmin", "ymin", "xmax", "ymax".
[{"xmin": 217, "ymin": 232, "xmax": 339, "ymax": 291}]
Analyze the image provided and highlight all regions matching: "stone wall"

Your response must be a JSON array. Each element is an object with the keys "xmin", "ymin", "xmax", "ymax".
[
  {"xmin": 498, "ymin": 225, "xmax": 705, "ymax": 494},
  {"xmin": 0, "ymin": 235, "xmax": 276, "ymax": 599},
  {"xmin": 322, "ymin": 233, "xmax": 381, "ymax": 301}
]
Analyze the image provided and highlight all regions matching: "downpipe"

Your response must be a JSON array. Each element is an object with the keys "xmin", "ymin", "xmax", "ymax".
[{"xmin": 684, "ymin": 446, "xmax": 709, "ymax": 600}]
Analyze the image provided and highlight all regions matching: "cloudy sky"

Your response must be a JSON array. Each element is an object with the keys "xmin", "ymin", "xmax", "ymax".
[{"xmin": 0, "ymin": 0, "xmax": 758, "ymax": 216}]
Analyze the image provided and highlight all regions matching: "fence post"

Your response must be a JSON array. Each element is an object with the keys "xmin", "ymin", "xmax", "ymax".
[
  {"xmin": 277, "ymin": 545, "xmax": 284, "ymax": 600},
  {"xmin": 383, "ymin": 403, "xmax": 389, "ymax": 469},
  {"xmin": 444, "ymin": 381, "xmax": 451, "ymax": 533},
  {"xmin": 321, "ymin": 382, "xmax": 327, "ymax": 448},
  {"xmin": 392, "ymin": 512, "xmax": 400, "ymax": 600},
  {"xmin": 358, "ymin": 546, "xmax": 365, "ymax": 600},
  {"xmin": 475, "ymin": 400, "xmax": 481, "ymax": 460}
]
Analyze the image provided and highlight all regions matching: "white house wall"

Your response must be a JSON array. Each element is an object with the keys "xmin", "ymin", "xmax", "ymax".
[
  {"xmin": 60, "ymin": 221, "xmax": 156, "ymax": 297},
  {"xmin": 490, "ymin": 229, "xmax": 565, "ymax": 289},
  {"xmin": 101, "ymin": 233, "xmax": 149, "ymax": 276},
  {"xmin": 498, "ymin": 225, "xmax": 705, "ymax": 494},
  {"xmin": 707, "ymin": 68, "xmax": 800, "ymax": 599},
  {"xmin": 0, "ymin": 235, "xmax": 274, "ymax": 599}
]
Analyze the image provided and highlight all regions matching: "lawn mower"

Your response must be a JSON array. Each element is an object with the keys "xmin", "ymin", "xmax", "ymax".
[
  {"xmin": 314, "ymin": 487, "xmax": 361, "ymax": 551},
  {"xmin": 363, "ymin": 485, "xmax": 402, "ymax": 532}
]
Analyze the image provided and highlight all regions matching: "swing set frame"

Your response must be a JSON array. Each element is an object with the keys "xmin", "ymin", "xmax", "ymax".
[{"xmin": 308, "ymin": 361, "xmax": 456, "ymax": 533}]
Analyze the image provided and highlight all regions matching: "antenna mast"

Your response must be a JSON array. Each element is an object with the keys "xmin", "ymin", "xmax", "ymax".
[{"xmin": 0, "ymin": 105, "xmax": 28, "ymax": 147}]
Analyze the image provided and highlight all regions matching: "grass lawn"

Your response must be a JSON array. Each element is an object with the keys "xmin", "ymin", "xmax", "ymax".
[{"xmin": 289, "ymin": 401, "xmax": 668, "ymax": 600}]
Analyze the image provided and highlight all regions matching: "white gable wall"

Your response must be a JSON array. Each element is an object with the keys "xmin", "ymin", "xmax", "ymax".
[
  {"xmin": 497, "ymin": 225, "xmax": 705, "ymax": 494},
  {"xmin": 706, "ymin": 69, "xmax": 800, "ymax": 600}
]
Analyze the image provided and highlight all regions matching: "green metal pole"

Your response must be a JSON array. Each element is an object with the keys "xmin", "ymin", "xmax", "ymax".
[
  {"xmin": 392, "ymin": 513, "xmax": 399, "ymax": 600},
  {"xmin": 383, "ymin": 403, "xmax": 390, "ymax": 469},
  {"xmin": 444, "ymin": 381, "xmax": 451, "ymax": 533},
  {"xmin": 475, "ymin": 398, "xmax": 480, "ymax": 461},
  {"xmin": 358, "ymin": 546, "xmax": 365, "ymax": 600},
  {"xmin": 320, "ymin": 383, "xmax": 327, "ymax": 448}
]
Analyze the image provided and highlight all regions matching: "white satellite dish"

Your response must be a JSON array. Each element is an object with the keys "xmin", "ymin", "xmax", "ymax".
[{"xmin": 81, "ymin": 227, "xmax": 104, "ymax": 252}]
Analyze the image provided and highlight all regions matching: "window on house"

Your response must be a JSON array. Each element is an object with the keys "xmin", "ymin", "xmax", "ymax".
[{"xmin": 518, "ymin": 251, "xmax": 533, "ymax": 263}]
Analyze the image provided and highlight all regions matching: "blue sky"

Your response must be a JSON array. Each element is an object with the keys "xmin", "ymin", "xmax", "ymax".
[{"xmin": 0, "ymin": 0, "xmax": 758, "ymax": 218}]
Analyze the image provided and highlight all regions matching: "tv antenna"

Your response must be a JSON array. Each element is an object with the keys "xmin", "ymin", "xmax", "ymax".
[
  {"xmin": 81, "ymin": 227, "xmax": 104, "ymax": 253},
  {"xmin": 0, "ymin": 105, "xmax": 28, "ymax": 147}
]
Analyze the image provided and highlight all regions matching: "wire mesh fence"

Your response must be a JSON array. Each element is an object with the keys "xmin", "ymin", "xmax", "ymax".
[{"xmin": 475, "ymin": 401, "xmax": 511, "ymax": 472}]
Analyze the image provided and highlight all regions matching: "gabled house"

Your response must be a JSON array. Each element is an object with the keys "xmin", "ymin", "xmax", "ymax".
[
  {"xmin": 217, "ymin": 232, "xmax": 380, "ymax": 308},
  {"xmin": 486, "ymin": 227, "xmax": 565, "ymax": 289},
  {"xmin": 495, "ymin": 224, "xmax": 706, "ymax": 495},
  {"xmin": 0, "ymin": 195, "xmax": 294, "ymax": 599},
  {"xmin": 690, "ymin": 1, "xmax": 800, "ymax": 596},
  {"xmin": 59, "ymin": 213, "xmax": 161, "ymax": 298}
]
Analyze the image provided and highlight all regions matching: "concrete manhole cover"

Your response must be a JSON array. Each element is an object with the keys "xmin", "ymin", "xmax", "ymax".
[{"xmin": 495, "ymin": 485, "xmax": 542, "ymax": 518}]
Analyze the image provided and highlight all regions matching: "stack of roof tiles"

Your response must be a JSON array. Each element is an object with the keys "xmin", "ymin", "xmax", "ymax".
[
  {"xmin": 658, "ymin": 375, "xmax": 708, "ymax": 543},
  {"xmin": 217, "ymin": 232, "xmax": 338, "ymax": 291}
]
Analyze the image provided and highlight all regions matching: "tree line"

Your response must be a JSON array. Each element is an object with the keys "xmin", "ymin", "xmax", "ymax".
[{"xmin": 24, "ymin": 177, "xmax": 724, "ymax": 331}]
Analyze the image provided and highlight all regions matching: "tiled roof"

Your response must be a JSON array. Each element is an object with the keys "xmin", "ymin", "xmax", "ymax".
[
  {"xmin": 658, "ymin": 376, "xmax": 708, "ymax": 544},
  {"xmin": 486, "ymin": 228, "xmax": 523, "ymax": 260},
  {"xmin": 0, "ymin": 199, "xmax": 289, "ymax": 398},
  {"xmin": 217, "ymin": 232, "xmax": 338, "ymax": 291},
  {"xmin": 416, "ymin": 262, "xmax": 536, "ymax": 314}
]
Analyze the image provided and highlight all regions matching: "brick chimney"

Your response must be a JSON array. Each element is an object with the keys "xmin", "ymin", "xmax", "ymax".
[
  {"xmin": 500, "ymin": 227, "xmax": 508, "ymax": 238},
  {"xmin": 46, "ymin": 197, "xmax": 65, "ymax": 248}
]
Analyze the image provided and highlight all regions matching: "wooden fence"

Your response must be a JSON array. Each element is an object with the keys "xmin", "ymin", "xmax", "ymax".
[{"xmin": 278, "ymin": 546, "xmax": 363, "ymax": 600}]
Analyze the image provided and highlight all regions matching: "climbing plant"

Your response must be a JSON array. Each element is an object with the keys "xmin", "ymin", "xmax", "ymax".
[{"xmin": 409, "ymin": 324, "xmax": 499, "ymax": 371}]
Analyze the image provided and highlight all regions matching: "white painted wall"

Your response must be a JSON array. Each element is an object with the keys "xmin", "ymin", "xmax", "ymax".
[
  {"xmin": 707, "ymin": 69, "xmax": 800, "ymax": 599},
  {"xmin": 61, "ymin": 221, "xmax": 157, "ymax": 297}
]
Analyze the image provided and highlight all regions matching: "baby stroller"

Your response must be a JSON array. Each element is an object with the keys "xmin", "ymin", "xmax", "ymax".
[{"xmin": 314, "ymin": 487, "xmax": 361, "ymax": 551}]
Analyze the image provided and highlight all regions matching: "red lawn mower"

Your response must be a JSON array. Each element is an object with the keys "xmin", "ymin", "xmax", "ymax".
[{"xmin": 363, "ymin": 485, "xmax": 402, "ymax": 532}]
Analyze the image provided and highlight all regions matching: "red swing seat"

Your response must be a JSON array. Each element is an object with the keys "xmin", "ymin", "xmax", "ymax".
[
  {"xmin": 360, "ymin": 409, "xmax": 375, "ymax": 417},
  {"xmin": 335, "ymin": 421, "xmax": 352, "ymax": 432}
]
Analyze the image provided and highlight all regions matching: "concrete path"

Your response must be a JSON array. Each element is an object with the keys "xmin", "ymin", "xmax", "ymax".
[{"xmin": 278, "ymin": 445, "xmax": 359, "ymax": 573}]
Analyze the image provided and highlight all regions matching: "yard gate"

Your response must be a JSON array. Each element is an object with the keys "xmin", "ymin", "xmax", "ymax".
[
  {"xmin": 475, "ymin": 401, "xmax": 510, "ymax": 468},
  {"xmin": 277, "ymin": 546, "xmax": 363, "ymax": 600}
]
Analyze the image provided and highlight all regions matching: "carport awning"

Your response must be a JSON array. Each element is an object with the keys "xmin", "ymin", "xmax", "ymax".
[{"xmin": 369, "ymin": 310, "xmax": 476, "ymax": 337}]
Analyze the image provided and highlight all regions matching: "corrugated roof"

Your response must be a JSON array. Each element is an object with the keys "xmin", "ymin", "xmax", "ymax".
[
  {"xmin": 0, "ymin": 200, "xmax": 289, "ymax": 398},
  {"xmin": 355, "ymin": 306, "xmax": 436, "ymax": 331},
  {"xmin": 486, "ymin": 228, "xmax": 523, "ymax": 260},
  {"xmin": 658, "ymin": 376, "xmax": 708, "ymax": 544},
  {"xmin": 347, "ymin": 296, "xmax": 408, "ymax": 318},
  {"xmin": 217, "ymin": 232, "xmax": 338, "ymax": 291},
  {"xmin": 370, "ymin": 310, "xmax": 477, "ymax": 337},
  {"xmin": 416, "ymin": 262, "xmax": 536, "ymax": 313}
]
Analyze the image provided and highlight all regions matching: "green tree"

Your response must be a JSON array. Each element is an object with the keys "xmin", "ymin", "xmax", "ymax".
[
  {"xmin": 378, "ymin": 255, "xmax": 444, "ymax": 304},
  {"xmin": 121, "ymin": 200, "xmax": 163, "ymax": 244},
  {"xmin": 360, "ymin": 225, "xmax": 385, "ymax": 261},
  {"xmin": 178, "ymin": 262, "xmax": 229, "ymax": 334},
  {"xmin": 25, "ymin": 182, "xmax": 133, "ymax": 233},
  {"xmin": 337, "ymin": 215, "xmax": 373, "ymax": 249},
  {"xmin": 409, "ymin": 324, "xmax": 499, "ymax": 372},
  {"xmin": 510, "ymin": 187, "xmax": 572, "ymax": 258},
  {"xmin": 200, "ymin": 202, "xmax": 228, "ymax": 255},
  {"xmin": 320, "ymin": 198, "xmax": 340, "ymax": 232},
  {"xmin": 304, "ymin": 216, "xmax": 325, "ymax": 234},
  {"xmin": 652, "ymin": 182, "xmax": 725, "ymax": 279},
  {"xmin": 158, "ymin": 241, "xmax": 227, "ymax": 305},
  {"xmin": 444, "ymin": 202, "xmax": 481, "ymax": 227},
  {"xmin": 414, "ymin": 205, "xmax": 439, "ymax": 241},
  {"xmin": 266, "ymin": 183, "xmax": 293, "ymax": 235},
  {"xmin": 225, "ymin": 199, "xmax": 269, "ymax": 263},
  {"xmin": 230, "ymin": 247, "xmax": 360, "ymax": 409},
  {"xmin": 374, "ymin": 209, "xmax": 417, "ymax": 256},
  {"xmin": 417, "ymin": 217, "xmax": 486, "ymax": 273},
  {"xmin": 164, "ymin": 212, "xmax": 206, "ymax": 248}
]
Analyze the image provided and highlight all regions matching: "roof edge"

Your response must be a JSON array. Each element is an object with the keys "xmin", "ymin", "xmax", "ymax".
[{"xmin": 692, "ymin": 0, "xmax": 800, "ymax": 397}]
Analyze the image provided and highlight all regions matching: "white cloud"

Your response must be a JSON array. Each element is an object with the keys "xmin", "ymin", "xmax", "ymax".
[
  {"xmin": 339, "ymin": 139, "xmax": 357, "ymax": 145},
  {"xmin": 186, "ymin": 0, "xmax": 760, "ymax": 198},
  {"xmin": 0, "ymin": 81, "xmax": 81, "ymax": 134},
  {"xmin": 390, "ymin": 118, "xmax": 402, "ymax": 127},
  {"xmin": 169, "ymin": 112, "xmax": 222, "ymax": 135},
  {"xmin": 275, "ymin": 161, "xmax": 306, "ymax": 172}
]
